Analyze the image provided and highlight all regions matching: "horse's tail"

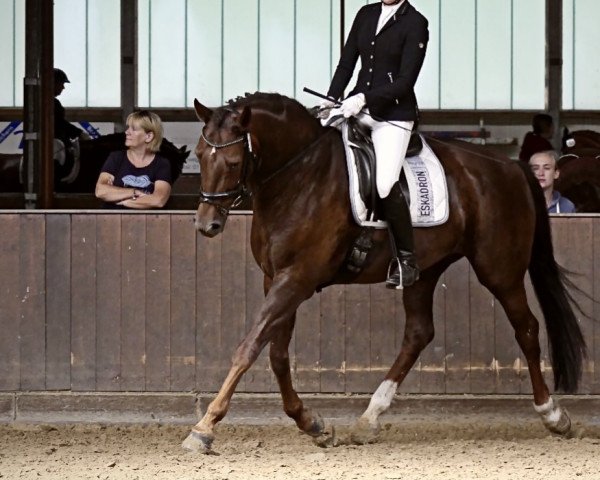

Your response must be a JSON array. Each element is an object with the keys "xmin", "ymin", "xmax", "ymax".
[{"xmin": 518, "ymin": 162, "xmax": 586, "ymax": 392}]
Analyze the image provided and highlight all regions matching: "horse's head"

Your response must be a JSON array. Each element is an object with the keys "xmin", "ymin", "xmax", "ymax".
[{"xmin": 193, "ymin": 98, "xmax": 255, "ymax": 237}]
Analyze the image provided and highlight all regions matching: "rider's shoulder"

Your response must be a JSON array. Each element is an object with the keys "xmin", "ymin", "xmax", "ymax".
[{"xmin": 358, "ymin": 3, "xmax": 379, "ymax": 16}]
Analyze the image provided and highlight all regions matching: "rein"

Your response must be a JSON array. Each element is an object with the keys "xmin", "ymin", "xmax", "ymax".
[{"xmin": 199, "ymin": 124, "xmax": 336, "ymax": 216}]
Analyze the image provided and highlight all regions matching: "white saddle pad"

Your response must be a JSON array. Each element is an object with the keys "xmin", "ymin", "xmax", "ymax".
[{"xmin": 342, "ymin": 124, "xmax": 449, "ymax": 228}]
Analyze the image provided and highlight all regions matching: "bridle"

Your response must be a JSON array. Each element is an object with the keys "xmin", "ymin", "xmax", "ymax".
[
  {"xmin": 198, "ymin": 126, "xmax": 256, "ymax": 216},
  {"xmin": 199, "ymin": 118, "xmax": 336, "ymax": 217}
]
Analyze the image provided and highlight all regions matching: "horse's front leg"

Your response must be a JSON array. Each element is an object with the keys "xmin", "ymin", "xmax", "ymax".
[
  {"xmin": 182, "ymin": 272, "xmax": 313, "ymax": 453},
  {"xmin": 269, "ymin": 310, "xmax": 326, "ymax": 437},
  {"xmin": 264, "ymin": 274, "xmax": 326, "ymax": 437}
]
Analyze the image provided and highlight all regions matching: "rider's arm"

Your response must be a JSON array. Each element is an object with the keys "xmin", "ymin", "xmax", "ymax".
[
  {"xmin": 327, "ymin": 6, "xmax": 365, "ymax": 100},
  {"xmin": 117, "ymin": 180, "xmax": 172, "ymax": 209}
]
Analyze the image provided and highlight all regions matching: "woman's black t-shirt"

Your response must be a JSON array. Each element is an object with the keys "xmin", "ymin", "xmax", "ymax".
[{"xmin": 100, "ymin": 150, "xmax": 172, "ymax": 208}]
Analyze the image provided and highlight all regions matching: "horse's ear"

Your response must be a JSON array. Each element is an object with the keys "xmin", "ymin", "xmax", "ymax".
[
  {"xmin": 194, "ymin": 98, "xmax": 213, "ymax": 123},
  {"xmin": 238, "ymin": 106, "xmax": 251, "ymax": 129}
]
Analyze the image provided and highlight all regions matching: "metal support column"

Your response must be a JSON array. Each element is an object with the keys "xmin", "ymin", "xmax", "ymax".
[
  {"xmin": 547, "ymin": 0, "xmax": 562, "ymax": 148},
  {"xmin": 23, "ymin": 0, "xmax": 54, "ymax": 209},
  {"xmin": 119, "ymin": 0, "xmax": 138, "ymax": 132}
]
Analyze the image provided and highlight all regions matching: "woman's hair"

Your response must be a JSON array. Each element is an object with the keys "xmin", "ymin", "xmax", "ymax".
[{"xmin": 126, "ymin": 110, "xmax": 163, "ymax": 152}]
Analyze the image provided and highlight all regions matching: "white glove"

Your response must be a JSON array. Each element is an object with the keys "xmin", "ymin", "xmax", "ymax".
[
  {"xmin": 320, "ymin": 99, "xmax": 335, "ymax": 109},
  {"xmin": 340, "ymin": 93, "xmax": 366, "ymax": 118},
  {"xmin": 318, "ymin": 99, "xmax": 336, "ymax": 120}
]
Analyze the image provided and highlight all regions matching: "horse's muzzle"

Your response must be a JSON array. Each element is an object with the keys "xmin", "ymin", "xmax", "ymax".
[{"xmin": 194, "ymin": 211, "xmax": 225, "ymax": 237}]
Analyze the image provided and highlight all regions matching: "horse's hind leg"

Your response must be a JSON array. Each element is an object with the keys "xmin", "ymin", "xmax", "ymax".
[
  {"xmin": 349, "ymin": 263, "xmax": 446, "ymax": 444},
  {"xmin": 485, "ymin": 281, "xmax": 572, "ymax": 435}
]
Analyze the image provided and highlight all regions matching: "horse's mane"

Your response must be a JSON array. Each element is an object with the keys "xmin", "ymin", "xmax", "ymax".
[{"xmin": 217, "ymin": 91, "xmax": 316, "ymax": 127}]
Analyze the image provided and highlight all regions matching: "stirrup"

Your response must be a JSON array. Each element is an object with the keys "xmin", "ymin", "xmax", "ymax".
[{"xmin": 386, "ymin": 257, "xmax": 419, "ymax": 289}]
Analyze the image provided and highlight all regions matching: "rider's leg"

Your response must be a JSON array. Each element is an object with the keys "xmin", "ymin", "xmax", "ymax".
[{"xmin": 370, "ymin": 118, "xmax": 418, "ymax": 288}]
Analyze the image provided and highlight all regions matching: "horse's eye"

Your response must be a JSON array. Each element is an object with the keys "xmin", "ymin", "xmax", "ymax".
[{"xmin": 226, "ymin": 163, "xmax": 240, "ymax": 172}]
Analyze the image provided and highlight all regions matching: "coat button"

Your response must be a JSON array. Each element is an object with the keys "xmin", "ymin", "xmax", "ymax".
[
  {"xmin": 370, "ymin": 55, "xmax": 373, "ymax": 59},
  {"xmin": 371, "ymin": 41, "xmax": 375, "ymax": 45},
  {"xmin": 367, "ymin": 82, "xmax": 370, "ymax": 86},
  {"xmin": 369, "ymin": 68, "xmax": 372, "ymax": 72}
]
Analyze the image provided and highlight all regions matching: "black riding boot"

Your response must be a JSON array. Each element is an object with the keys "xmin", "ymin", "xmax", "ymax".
[{"xmin": 381, "ymin": 182, "xmax": 419, "ymax": 289}]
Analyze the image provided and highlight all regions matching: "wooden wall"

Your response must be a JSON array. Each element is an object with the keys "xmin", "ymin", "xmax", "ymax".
[{"xmin": 0, "ymin": 212, "xmax": 597, "ymax": 394}]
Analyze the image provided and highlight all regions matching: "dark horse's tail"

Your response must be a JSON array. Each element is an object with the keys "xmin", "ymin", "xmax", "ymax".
[{"xmin": 518, "ymin": 162, "xmax": 587, "ymax": 392}]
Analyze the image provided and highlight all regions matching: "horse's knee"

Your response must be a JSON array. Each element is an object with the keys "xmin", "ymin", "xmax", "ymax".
[
  {"xmin": 513, "ymin": 317, "xmax": 541, "ymax": 353},
  {"xmin": 405, "ymin": 321, "xmax": 434, "ymax": 352},
  {"xmin": 269, "ymin": 351, "xmax": 290, "ymax": 377}
]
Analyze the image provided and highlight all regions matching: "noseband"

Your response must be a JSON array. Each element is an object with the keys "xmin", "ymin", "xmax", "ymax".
[{"xmin": 198, "ymin": 126, "xmax": 255, "ymax": 216}]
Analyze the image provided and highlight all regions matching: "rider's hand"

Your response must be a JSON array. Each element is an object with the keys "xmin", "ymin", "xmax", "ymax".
[
  {"xmin": 340, "ymin": 93, "xmax": 366, "ymax": 118},
  {"xmin": 79, "ymin": 131, "xmax": 91, "ymax": 141},
  {"xmin": 318, "ymin": 99, "xmax": 336, "ymax": 120}
]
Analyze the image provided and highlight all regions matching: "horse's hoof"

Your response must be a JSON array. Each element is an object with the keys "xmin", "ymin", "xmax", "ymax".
[
  {"xmin": 534, "ymin": 398, "xmax": 572, "ymax": 436},
  {"xmin": 312, "ymin": 424, "xmax": 339, "ymax": 448},
  {"xmin": 305, "ymin": 412, "xmax": 326, "ymax": 437},
  {"xmin": 182, "ymin": 430, "xmax": 216, "ymax": 454},
  {"xmin": 546, "ymin": 408, "xmax": 572, "ymax": 436},
  {"xmin": 350, "ymin": 417, "xmax": 380, "ymax": 445}
]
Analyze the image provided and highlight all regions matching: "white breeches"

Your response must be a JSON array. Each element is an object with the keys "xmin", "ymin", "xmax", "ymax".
[{"xmin": 355, "ymin": 112, "xmax": 413, "ymax": 198}]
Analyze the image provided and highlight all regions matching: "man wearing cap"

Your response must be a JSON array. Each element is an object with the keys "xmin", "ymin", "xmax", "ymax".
[{"xmin": 53, "ymin": 68, "xmax": 89, "ymax": 146}]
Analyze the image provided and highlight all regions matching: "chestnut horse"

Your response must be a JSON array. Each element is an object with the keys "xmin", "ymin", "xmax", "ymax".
[{"xmin": 184, "ymin": 92, "xmax": 586, "ymax": 453}]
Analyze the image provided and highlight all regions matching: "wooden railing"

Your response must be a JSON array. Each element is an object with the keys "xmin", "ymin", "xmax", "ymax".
[{"xmin": 0, "ymin": 212, "xmax": 597, "ymax": 394}]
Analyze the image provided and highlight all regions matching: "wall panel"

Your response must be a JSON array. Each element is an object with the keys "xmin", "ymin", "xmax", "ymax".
[{"xmin": 0, "ymin": 212, "xmax": 596, "ymax": 397}]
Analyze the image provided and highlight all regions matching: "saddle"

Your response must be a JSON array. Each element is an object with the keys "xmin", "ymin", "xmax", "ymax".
[
  {"xmin": 346, "ymin": 117, "xmax": 423, "ymax": 220},
  {"xmin": 317, "ymin": 112, "xmax": 449, "ymax": 277}
]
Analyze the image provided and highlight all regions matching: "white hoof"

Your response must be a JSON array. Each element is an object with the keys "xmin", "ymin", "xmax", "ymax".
[{"xmin": 533, "ymin": 397, "xmax": 572, "ymax": 436}]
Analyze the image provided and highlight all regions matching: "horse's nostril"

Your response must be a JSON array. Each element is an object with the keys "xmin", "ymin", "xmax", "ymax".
[{"xmin": 208, "ymin": 221, "xmax": 222, "ymax": 233}]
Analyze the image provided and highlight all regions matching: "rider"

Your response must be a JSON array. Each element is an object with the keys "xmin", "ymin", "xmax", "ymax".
[
  {"xmin": 321, "ymin": 0, "xmax": 429, "ymax": 289},
  {"xmin": 54, "ymin": 68, "xmax": 90, "ymax": 185},
  {"xmin": 54, "ymin": 68, "xmax": 89, "ymax": 147}
]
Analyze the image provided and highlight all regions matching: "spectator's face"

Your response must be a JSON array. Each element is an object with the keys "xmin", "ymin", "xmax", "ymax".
[
  {"xmin": 125, "ymin": 120, "xmax": 153, "ymax": 149},
  {"xmin": 530, "ymin": 153, "xmax": 559, "ymax": 192}
]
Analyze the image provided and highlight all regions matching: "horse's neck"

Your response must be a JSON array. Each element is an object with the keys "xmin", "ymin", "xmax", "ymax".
[
  {"xmin": 250, "ymin": 119, "xmax": 345, "ymax": 212},
  {"xmin": 251, "ymin": 114, "xmax": 323, "ymax": 180}
]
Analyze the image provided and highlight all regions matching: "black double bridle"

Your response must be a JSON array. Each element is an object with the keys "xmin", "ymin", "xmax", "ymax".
[
  {"xmin": 198, "ymin": 121, "xmax": 336, "ymax": 217},
  {"xmin": 198, "ymin": 126, "xmax": 256, "ymax": 216}
]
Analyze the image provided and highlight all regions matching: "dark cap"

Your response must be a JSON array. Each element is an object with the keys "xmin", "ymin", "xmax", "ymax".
[{"xmin": 54, "ymin": 68, "xmax": 70, "ymax": 84}]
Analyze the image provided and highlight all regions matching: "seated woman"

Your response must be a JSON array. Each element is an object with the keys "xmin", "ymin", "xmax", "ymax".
[{"xmin": 95, "ymin": 110, "xmax": 172, "ymax": 209}]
